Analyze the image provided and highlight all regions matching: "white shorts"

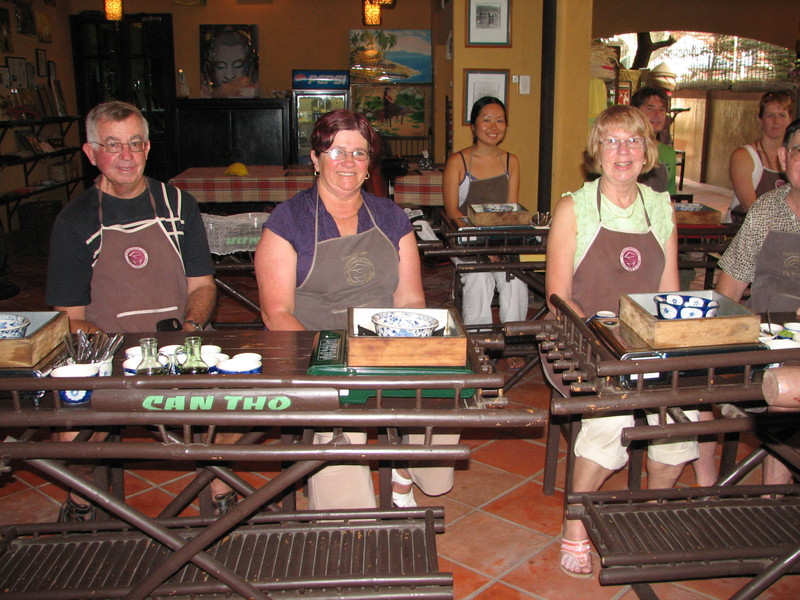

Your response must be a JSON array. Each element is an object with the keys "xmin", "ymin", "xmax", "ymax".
[{"xmin": 574, "ymin": 411, "xmax": 700, "ymax": 471}]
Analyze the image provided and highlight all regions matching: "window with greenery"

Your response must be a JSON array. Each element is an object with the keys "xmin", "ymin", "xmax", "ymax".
[{"xmin": 601, "ymin": 32, "xmax": 797, "ymax": 88}]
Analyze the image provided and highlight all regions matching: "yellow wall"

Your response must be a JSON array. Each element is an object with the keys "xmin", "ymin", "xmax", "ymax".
[
  {"xmin": 451, "ymin": 0, "xmax": 543, "ymax": 211},
  {"xmin": 551, "ymin": 0, "xmax": 594, "ymax": 209}
]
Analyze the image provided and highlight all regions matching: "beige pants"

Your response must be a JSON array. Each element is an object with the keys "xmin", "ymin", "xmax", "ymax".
[{"xmin": 307, "ymin": 430, "xmax": 461, "ymax": 509}]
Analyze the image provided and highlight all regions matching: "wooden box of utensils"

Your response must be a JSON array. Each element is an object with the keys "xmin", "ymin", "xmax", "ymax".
[{"xmin": 0, "ymin": 312, "xmax": 69, "ymax": 367}]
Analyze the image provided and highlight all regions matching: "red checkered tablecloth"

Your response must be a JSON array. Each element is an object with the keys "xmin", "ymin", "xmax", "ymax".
[
  {"xmin": 169, "ymin": 166, "xmax": 316, "ymax": 204},
  {"xmin": 394, "ymin": 170, "xmax": 443, "ymax": 207}
]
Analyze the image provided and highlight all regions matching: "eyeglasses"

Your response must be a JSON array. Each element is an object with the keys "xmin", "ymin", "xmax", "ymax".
[
  {"xmin": 601, "ymin": 137, "xmax": 645, "ymax": 150},
  {"xmin": 91, "ymin": 140, "xmax": 147, "ymax": 153},
  {"xmin": 788, "ymin": 145, "xmax": 800, "ymax": 163},
  {"xmin": 321, "ymin": 149, "xmax": 370, "ymax": 161}
]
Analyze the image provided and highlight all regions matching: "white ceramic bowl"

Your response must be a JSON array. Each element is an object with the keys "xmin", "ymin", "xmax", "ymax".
[
  {"xmin": 0, "ymin": 314, "xmax": 30, "ymax": 339},
  {"xmin": 371, "ymin": 310, "xmax": 440, "ymax": 337},
  {"xmin": 653, "ymin": 294, "xmax": 719, "ymax": 320}
]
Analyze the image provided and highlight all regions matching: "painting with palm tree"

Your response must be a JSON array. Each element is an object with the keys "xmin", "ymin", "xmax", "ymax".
[
  {"xmin": 353, "ymin": 85, "xmax": 430, "ymax": 137},
  {"xmin": 349, "ymin": 29, "xmax": 431, "ymax": 84}
]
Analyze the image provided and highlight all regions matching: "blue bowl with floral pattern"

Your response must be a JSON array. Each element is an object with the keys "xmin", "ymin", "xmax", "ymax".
[
  {"xmin": 654, "ymin": 294, "xmax": 719, "ymax": 320},
  {"xmin": 371, "ymin": 311, "xmax": 439, "ymax": 337},
  {"xmin": 0, "ymin": 314, "xmax": 30, "ymax": 338}
]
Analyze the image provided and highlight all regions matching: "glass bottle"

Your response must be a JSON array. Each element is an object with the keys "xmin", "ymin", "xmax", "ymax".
[
  {"xmin": 179, "ymin": 336, "xmax": 209, "ymax": 374},
  {"xmin": 136, "ymin": 337, "xmax": 167, "ymax": 376}
]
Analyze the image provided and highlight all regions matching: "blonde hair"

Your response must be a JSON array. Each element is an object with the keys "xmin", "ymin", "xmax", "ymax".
[{"xmin": 585, "ymin": 105, "xmax": 659, "ymax": 174}]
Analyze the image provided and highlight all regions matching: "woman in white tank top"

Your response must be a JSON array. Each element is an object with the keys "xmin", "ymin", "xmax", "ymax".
[{"xmin": 726, "ymin": 91, "xmax": 792, "ymax": 223}]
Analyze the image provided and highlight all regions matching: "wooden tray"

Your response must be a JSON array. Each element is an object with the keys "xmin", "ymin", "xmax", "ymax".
[
  {"xmin": 468, "ymin": 203, "xmax": 531, "ymax": 226},
  {"xmin": 0, "ymin": 311, "xmax": 69, "ymax": 367},
  {"xmin": 347, "ymin": 307, "xmax": 467, "ymax": 367},
  {"xmin": 619, "ymin": 291, "xmax": 759, "ymax": 349},
  {"xmin": 673, "ymin": 203, "xmax": 720, "ymax": 225}
]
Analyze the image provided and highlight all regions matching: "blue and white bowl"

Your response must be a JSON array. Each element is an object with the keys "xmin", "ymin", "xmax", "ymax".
[
  {"xmin": 0, "ymin": 314, "xmax": 30, "ymax": 338},
  {"xmin": 654, "ymin": 294, "xmax": 719, "ymax": 320},
  {"xmin": 371, "ymin": 310, "xmax": 440, "ymax": 337}
]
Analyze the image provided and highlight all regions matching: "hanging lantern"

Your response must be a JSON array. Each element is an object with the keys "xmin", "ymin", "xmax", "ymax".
[
  {"xmin": 362, "ymin": 0, "xmax": 381, "ymax": 26},
  {"xmin": 105, "ymin": 0, "xmax": 123, "ymax": 21}
]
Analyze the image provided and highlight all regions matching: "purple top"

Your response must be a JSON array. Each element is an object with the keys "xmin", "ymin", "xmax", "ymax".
[{"xmin": 265, "ymin": 185, "xmax": 413, "ymax": 285}]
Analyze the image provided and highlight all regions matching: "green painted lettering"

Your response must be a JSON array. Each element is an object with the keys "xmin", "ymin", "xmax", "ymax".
[
  {"xmin": 225, "ymin": 396, "xmax": 242, "ymax": 410},
  {"xmin": 267, "ymin": 396, "xmax": 291, "ymax": 411},
  {"xmin": 163, "ymin": 396, "xmax": 186, "ymax": 411},
  {"xmin": 189, "ymin": 395, "xmax": 214, "ymax": 410},
  {"xmin": 242, "ymin": 396, "xmax": 266, "ymax": 410},
  {"xmin": 142, "ymin": 395, "xmax": 164, "ymax": 410}
]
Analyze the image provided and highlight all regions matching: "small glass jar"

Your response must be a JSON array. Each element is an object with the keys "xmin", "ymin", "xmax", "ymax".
[
  {"xmin": 136, "ymin": 337, "xmax": 167, "ymax": 376},
  {"xmin": 179, "ymin": 336, "xmax": 209, "ymax": 374}
]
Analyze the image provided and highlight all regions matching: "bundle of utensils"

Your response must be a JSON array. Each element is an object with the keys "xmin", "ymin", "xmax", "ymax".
[{"xmin": 62, "ymin": 330, "xmax": 124, "ymax": 364}]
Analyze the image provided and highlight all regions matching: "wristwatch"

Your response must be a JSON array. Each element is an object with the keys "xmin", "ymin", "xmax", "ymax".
[{"xmin": 184, "ymin": 319, "xmax": 203, "ymax": 331}]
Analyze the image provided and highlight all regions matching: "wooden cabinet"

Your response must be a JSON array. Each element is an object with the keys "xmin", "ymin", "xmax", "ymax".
[
  {"xmin": 173, "ymin": 99, "xmax": 291, "ymax": 175},
  {"xmin": 70, "ymin": 13, "xmax": 175, "ymax": 183}
]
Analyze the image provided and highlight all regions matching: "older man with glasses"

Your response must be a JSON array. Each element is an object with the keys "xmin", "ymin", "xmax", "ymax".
[
  {"xmin": 46, "ymin": 100, "xmax": 215, "ymax": 334},
  {"xmin": 45, "ymin": 101, "xmax": 222, "ymax": 521}
]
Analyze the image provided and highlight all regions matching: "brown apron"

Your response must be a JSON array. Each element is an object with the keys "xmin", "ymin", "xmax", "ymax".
[
  {"xmin": 747, "ymin": 231, "xmax": 800, "ymax": 313},
  {"xmin": 459, "ymin": 151, "xmax": 509, "ymax": 207},
  {"xmin": 571, "ymin": 185, "xmax": 665, "ymax": 316},
  {"xmin": 85, "ymin": 182, "xmax": 188, "ymax": 333},
  {"xmin": 294, "ymin": 194, "xmax": 400, "ymax": 330}
]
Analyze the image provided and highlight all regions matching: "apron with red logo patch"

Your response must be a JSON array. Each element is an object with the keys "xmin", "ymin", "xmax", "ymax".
[
  {"xmin": 570, "ymin": 185, "xmax": 665, "ymax": 316},
  {"xmin": 85, "ymin": 182, "xmax": 188, "ymax": 332}
]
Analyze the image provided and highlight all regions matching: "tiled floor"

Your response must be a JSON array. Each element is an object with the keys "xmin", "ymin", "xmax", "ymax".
[{"xmin": 0, "ymin": 180, "xmax": 795, "ymax": 599}]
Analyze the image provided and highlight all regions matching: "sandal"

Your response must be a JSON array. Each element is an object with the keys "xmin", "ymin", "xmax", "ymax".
[
  {"xmin": 58, "ymin": 496, "xmax": 96, "ymax": 523},
  {"xmin": 391, "ymin": 469, "xmax": 417, "ymax": 508},
  {"xmin": 212, "ymin": 490, "xmax": 238, "ymax": 517},
  {"xmin": 559, "ymin": 538, "xmax": 592, "ymax": 578}
]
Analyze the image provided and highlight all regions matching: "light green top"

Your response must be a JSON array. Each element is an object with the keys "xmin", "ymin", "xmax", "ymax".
[
  {"xmin": 565, "ymin": 179, "xmax": 675, "ymax": 270},
  {"xmin": 659, "ymin": 142, "xmax": 678, "ymax": 196}
]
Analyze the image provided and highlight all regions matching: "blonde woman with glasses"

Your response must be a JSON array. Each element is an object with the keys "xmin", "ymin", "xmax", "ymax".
[{"xmin": 546, "ymin": 105, "xmax": 698, "ymax": 578}]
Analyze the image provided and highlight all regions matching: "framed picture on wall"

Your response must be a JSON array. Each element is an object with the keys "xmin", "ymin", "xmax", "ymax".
[
  {"xmin": 617, "ymin": 80, "xmax": 631, "ymax": 105},
  {"xmin": 36, "ymin": 49, "xmax": 46, "ymax": 77},
  {"xmin": 463, "ymin": 69, "xmax": 508, "ymax": 123},
  {"xmin": 199, "ymin": 24, "xmax": 259, "ymax": 98},
  {"xmin": 5, "ymin": 56, "xmax": 27, "ymax": 89},
  {"xmin": 352, "ymin": 84, "xmax": 431, "ymax": 137},
  {"xmin": 0, "ymin": 8, "xmax": 13, "ymax": 53},
  {"xmin": 0, "ymin": 67, "xmax": 10, "ymax": 90},
  {"xmin": 467, "ymin": 0, "xmax": 511, "ymax": 47}
]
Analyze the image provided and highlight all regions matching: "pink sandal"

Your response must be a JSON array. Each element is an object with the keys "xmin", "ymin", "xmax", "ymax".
[{"xmin": 559, "ymin": 538, "xmax": 593, "ymax": 578}]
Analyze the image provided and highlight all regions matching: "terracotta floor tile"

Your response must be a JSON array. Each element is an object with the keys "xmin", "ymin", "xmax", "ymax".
[
  {"xmin": 471, "ymin": 582, "xmax": 538, "ymax": 599},
  {"xmin": 471, "ymin": 437, "xmax": 547, "ymax": 478},
  {"xmin": 125, "ymin": 488, "xmax": 181, "ymax": 518},
  {"xmin": 0, "ymin": 472, "xmax": 32, "ymax": 497},
  {"xmin": 446, "ymin": 460, "xmax": 525, "ymax": 508},
  {"xmin": 502, "ymin": 542, "xmax": 622, "ymax": 600},
  {"xmin": 437, "ymin": 557, "xmax": 491, "ymax": 599},
  {"xmin": 0, "ymin": 489, "xmax": 60, "ymax": 524},
  {"xmin": 484, "ymin": 481, "xmax": 564, "ymax": 535},
  {"xmin": 438, "ymin": 511, "xmax": 549, "ymax": 578}
]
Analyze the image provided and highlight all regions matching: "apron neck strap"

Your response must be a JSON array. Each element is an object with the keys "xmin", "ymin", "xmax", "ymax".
[
  {"xmin": 596, "ymin": 181, "xmax": 650, "ymax": 227},
  {"xmin": 96, "ymin": 177, "xmax": 157, "ymax": 223}
]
